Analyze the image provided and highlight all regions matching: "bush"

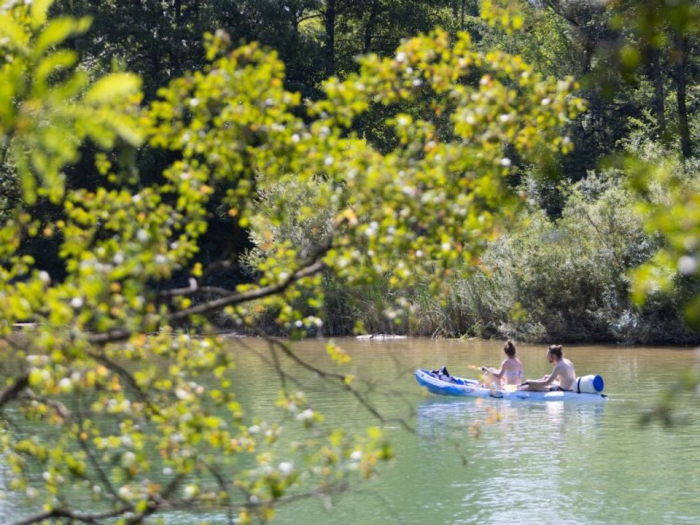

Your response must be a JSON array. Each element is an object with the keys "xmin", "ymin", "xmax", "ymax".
[{"xmin": 276, "ymin": 172, "xmax": 700, "ymax": 344}]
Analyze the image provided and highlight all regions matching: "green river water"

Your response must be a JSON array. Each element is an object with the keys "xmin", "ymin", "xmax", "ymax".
[{"xmin": 3, "ymin": 338, "xmax": 700, "ymax": 524}]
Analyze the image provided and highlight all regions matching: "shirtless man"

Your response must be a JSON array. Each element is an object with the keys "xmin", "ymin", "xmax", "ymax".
[{"xmin": 519, "ymin": 344, "xmax": 576, "ymax": 392}]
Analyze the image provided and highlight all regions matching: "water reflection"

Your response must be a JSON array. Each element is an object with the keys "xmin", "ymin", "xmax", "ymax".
[
  {"xmin": 4, "ymin": 338, "xmax": 700, "ymax": 525},
  {"xmin": 416, "ymin": 397, "xmax": 606, "ymax": 442},
  {"xmin": 414, "ymin": 397, "xmax": 612, "ymax": 525}
]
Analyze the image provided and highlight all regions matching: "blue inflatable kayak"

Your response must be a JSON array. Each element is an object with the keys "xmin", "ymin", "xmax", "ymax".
[{"xmin": 414, "ymin": 369, "xmax": 607, "ymax": 402}]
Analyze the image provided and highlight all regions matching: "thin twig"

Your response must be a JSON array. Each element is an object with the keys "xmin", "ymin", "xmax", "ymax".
[
  {"xmin": 264, "ymin": 336, "xmax": 414, "ymax": 433},
  {"xmin": 159, "ymin": 278, "xmax": 233, "ymax": 298},
  {"xmin": 124, "ymin": 474, "xmax": 184, "ymax": 525},
  {"xmin": 203, "ymin": 463, "xmax": 235, "ymax": 525},
  {"xmin": 20, "ymin": 390, "xmax": 70, "ymax": 420},
  {"xmin": 88, "ymin": 351, "xmax": 161, "ymax": 416},
  {"xmin": 75, "ymin": 393, "xmax": 125, "ymax": 504}
]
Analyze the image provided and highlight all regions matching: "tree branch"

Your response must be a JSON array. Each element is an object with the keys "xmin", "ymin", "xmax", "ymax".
[
  {"xmin": 87, "ymin": 255, "xmax": 326, "ymax": 346},
  {"xmin": 87, "ymin": 328, "xmax": 132, "ymax": 346},
  {"xmin": 21, "ymin": 390, "xmax": 70, "ymax": 420},
  {"xmin": 87, "ymin": 351, "xmax": 162, "ymax": 415},
  {"xmin": 203, "ymin": 462, "xmax": 235, "ymax": 525},
  {"xmin": 298, "ymin": 13, "xmax": 323, "ymax": 24},
  {"xmin": 263, "ymin": 337, "xmax": 415, "ymax": 434},
  {"xmin": 12, "ymin": 506, "xmax": 131, "ymax": 525},
  {"xmin": 169, "ymin": 259, "xmax": 324, "ymax": 322},
  {"xmin": 124, "ymin": 474, "xmax": 184, "ymax": 525},
  {"xmin": 76, "ymin": 393, "xmax": 125, "ymax": 504},
  {"xmin": 542, "ymin": 0, "xmax": 583, "ymax": 30},
  {"xmin": 0, "ymin": 374, "xmax": 29, "ymax": 410},
  {"xmin": 159, "ymin": 278, "xmax": 233, "ymax": 299}
]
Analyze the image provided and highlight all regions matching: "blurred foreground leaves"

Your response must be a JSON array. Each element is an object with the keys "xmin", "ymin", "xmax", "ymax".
[{"xmin": 0, "ymin": 1, "xmax": 590, "ymax": 522}]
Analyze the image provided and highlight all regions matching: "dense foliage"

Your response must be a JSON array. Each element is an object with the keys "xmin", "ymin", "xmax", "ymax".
[
  {"xmin": 34, "ymin": 0, "xmax": 700, "ymax": 345},
  {"xmin": 236, "ymin": 0, "xmax": 700, "ymax": 345},
  {"xmin": 2, "ymin": 0, "xmax": 700, "ymax": 522},
  {"xmin": 0, "ymin": 1, "xmax": 589, "ymax": 522}
]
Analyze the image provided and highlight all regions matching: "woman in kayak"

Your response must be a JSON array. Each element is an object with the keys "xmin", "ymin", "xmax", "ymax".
[
  {"xmin": 481, "ymin": 340, "xmax": 523, "ymax": 387},
  {"xmin": 520, "ymin": 344, "xmax": 576, "ymax": 391}
]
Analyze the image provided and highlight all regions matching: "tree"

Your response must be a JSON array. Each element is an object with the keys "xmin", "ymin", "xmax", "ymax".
[
  {"xmin": 609, "ymin": 0, "xmax": 700, "ymax": 158},
  {"xmin": 0, "ymin": 2, "xmax": 583, "ymax": 522},
  {"xmin": 50, "ymin": 0, "xmax": 327, "ymax": 99}
]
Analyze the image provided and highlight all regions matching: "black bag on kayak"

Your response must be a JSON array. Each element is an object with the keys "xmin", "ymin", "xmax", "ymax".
[{"xmin": 429, "ymin": 366, "xmax": 453, "ymax": 383}]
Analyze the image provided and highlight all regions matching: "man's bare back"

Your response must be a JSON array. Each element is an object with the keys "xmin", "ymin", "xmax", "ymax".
[
  {"xmin": 520, "ymin": 345, "xmax": 576, "ymax": 392},
  {"xmin": 549, "ymin": 357, "xmax": 576, "ymax": 390}
]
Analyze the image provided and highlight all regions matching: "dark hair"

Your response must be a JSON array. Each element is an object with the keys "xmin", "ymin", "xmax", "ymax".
[
  {"xmin": 503, "ymin": 340, "xmax": 517, "ymax": 357},
  {"xmin": 548, "ymin": 344, "xmax": 563, "ymax": 359}
]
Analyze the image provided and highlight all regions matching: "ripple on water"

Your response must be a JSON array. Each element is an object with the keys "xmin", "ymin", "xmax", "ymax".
[{"xmin": 8, "ymin": 338, "xmax": 690, "ymax": 525}]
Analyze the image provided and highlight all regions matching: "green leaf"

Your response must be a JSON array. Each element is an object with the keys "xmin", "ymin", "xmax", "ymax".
[
  {"xmin": 30, "ymin": 0, "xmax": 54, "ymax": 29},
  {"xmin": 0, "ymin": 13, "xmax": 30, "ymax": 52},
  {"xmin": 34, "ymin": 17, "xmax": 91, "ymax": 58},
  {"xmin": 34, "ymin": 49, "xmax": 79, "ymax": 94},
  {"xmin": 84, "ymin": 73, "xmax": 142, "ymax": 104}
]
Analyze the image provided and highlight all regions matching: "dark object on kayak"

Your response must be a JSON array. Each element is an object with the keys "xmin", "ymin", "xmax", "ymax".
[{"xmin": 429, "ymin": 366, "xmax": 457, "ymax": 384}]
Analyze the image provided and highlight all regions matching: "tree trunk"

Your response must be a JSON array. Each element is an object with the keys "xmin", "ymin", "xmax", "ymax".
[
  {"xmin": 325, "ymin": 0, "xmax": 336, "ymax": 77},
  {"xmin": 674, "ymin": 33, "xmax": 691, "ymax": 158},
  {"xmin": 364, "ymin": 0, "xmax": 381, "ymax": 53},
  {"xmin": 172, "ymin": 0, "xmax": 182, "ymax": 71},
  {"xmin": 651, "ymin": 47, "xmax": 667, "ymax": 141},
  {"xmin": 461, "ymin": 0, "xmax": 466, "ymax": 30}
]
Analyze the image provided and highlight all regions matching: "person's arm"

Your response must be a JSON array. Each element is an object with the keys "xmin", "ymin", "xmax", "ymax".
[
  {"xmin": 525, "ymin": 365, "xmax": 559, "ymax": 387},
  {"xmin": 481, "ymin": 361, "xmax": 505, "ymax": 380}
]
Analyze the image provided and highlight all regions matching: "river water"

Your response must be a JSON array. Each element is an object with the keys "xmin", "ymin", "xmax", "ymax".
[
  {"xmin": 4, "ymin": 338, "xmax": 700, "ymax": 524},
  {"xmin": 226, "ymin": 338, "xmax": 700, "ymax": 525}
]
